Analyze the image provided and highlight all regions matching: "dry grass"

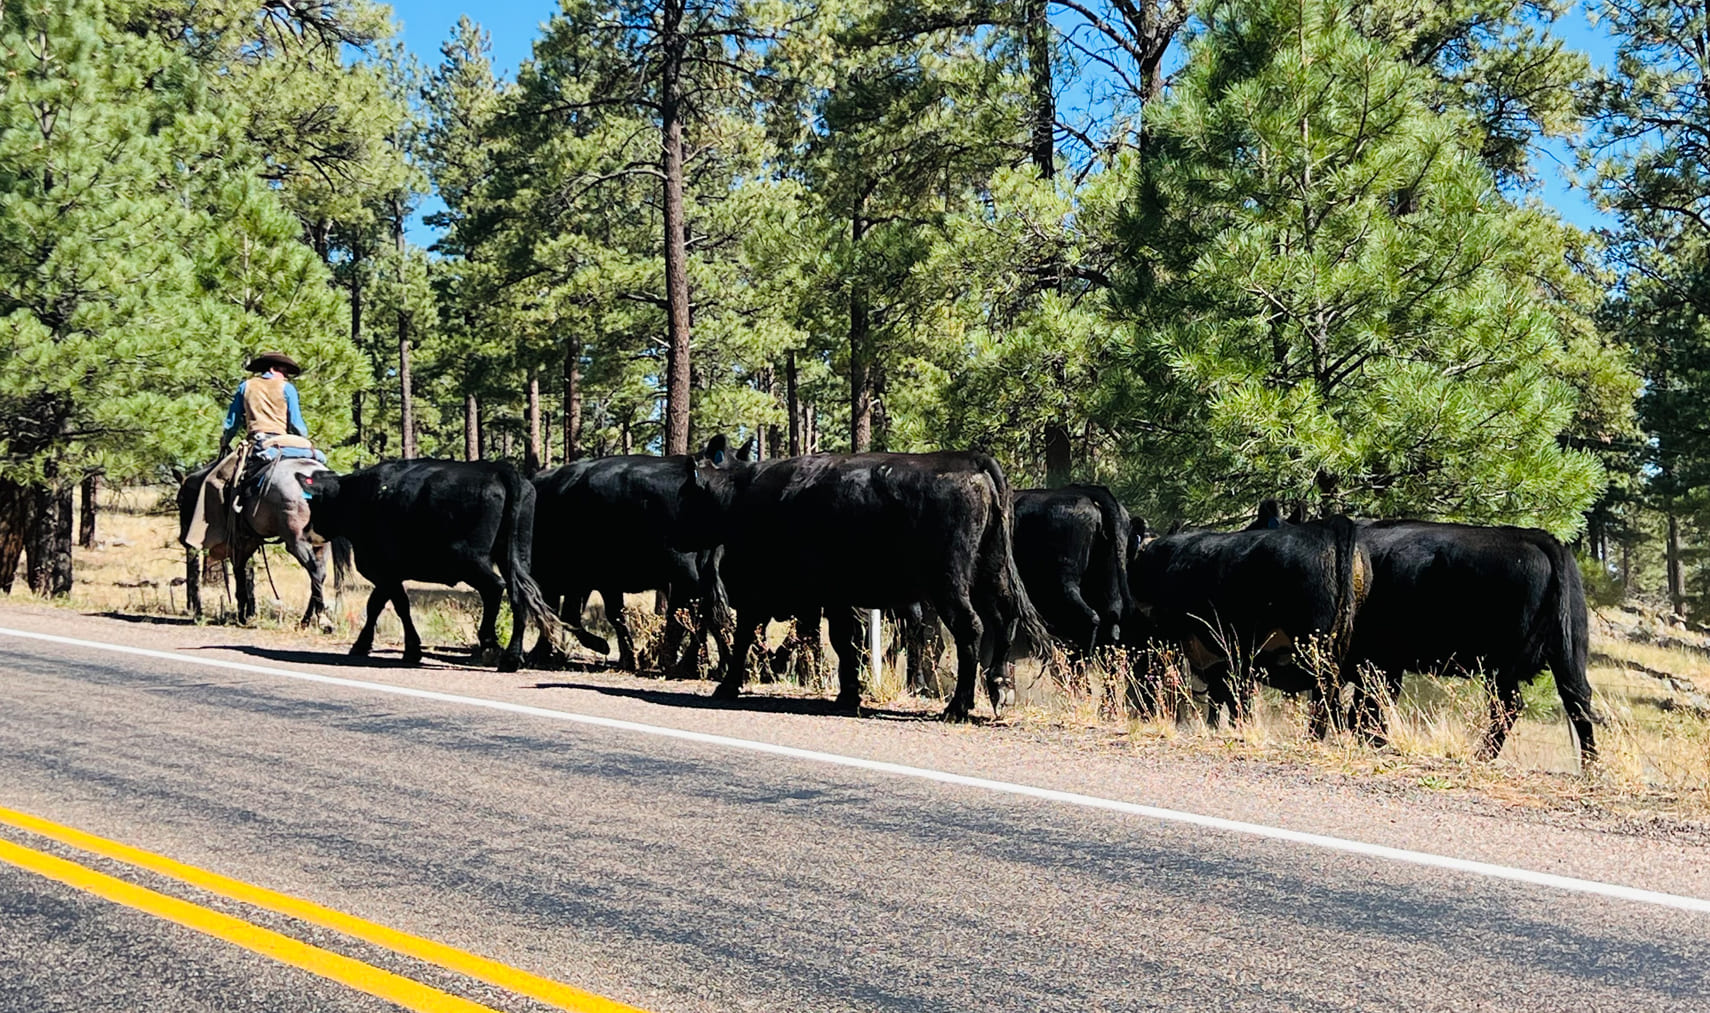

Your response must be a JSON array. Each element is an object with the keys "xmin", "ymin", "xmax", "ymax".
[{"xmin": 42, "ymin": 483, "xmax": 1710, "ymax": 821}]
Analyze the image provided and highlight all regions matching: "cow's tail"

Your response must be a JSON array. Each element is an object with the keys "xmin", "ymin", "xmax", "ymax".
[
  {"xmin": 1546, "ymin": 537, "xmax": 1597, "ymax": 761},
  {"xmin": 496, "ymin": 467, "xmax": 568, "ymax": 656},
  {"xmin": 979, "ymin": 457, "xmax": 1054, "ymax": 657},
  {"xmin": 1324, "ymin": 514, "xmax": 1365, "ymax": 660},
  {"xmin": 1078, "ymin": 483, "xmax": 1137, "ymax": 643},
  {"xmin": 329, "ymin": 537, "xmax": 353, "ymax": 593}
]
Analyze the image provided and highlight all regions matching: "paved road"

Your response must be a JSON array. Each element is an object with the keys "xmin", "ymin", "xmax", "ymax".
[{"xmin": 0, "ymin": 610, "xmax": 1706, "ymax": 1011}]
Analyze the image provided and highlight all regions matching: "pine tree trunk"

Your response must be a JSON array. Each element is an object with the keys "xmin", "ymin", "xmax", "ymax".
[
  {"xmin": 1025, "ymin": 0, "xmax": 1054, "ymax": 180},
  {"xmin": 0, "ymin": 477, "xmax": 28, "ymax": 594},
  {"xmin": 350, "ymin": 262, "xmax": 365, "ymax": 454},
  {"xmin": 25, "ymin": 469, "xmax": 72, "ymax": 598},
  {"xmin": 564, "ymin": 335, "xmax": 583, "ymax": 462},
  {"xmin": 1044, "ymin": 426, "xmax": 1071, "ymax": 486},
  {"xmin": 1667, "ymin": 506, "xmax": 1686, "ymax": 616},
  {"xmin": 786, "ymin": 350, "xmax": 802, "ymax": 456},
  {"xmin": 526, "ymin": 370, "xmax": 543, "ymax": 476},
  {"xmin": 394, "ymin": 205, "xmax": 417, "ymax": 460},
  {"xmin": 660, "ymin": 0, "xmax": 693, "ymax": 457},
  {"xmin": 850, "ymin": 204, "xmax": 873, "ymax": 453},
  {"xmin": 465, "ymin": 393, "xmax": 481, "ymax": 461},
  {"xmin": 78, "ymin": 472, "xmax": 97, "ymax": 548}
]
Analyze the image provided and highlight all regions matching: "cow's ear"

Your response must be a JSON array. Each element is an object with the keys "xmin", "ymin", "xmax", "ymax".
[{"xmin": 736, "ymin": 436, "xmax": 755, "ymax": 462}]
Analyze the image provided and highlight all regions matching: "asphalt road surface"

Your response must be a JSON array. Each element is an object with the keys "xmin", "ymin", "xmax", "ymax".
[{"xmin": 0, "ymin": 606, "xmax": 1707, "ymax": 1012}]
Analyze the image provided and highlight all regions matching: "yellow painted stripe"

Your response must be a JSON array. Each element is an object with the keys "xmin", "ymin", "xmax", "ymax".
[
  {"xmin": 0, "ymin": 806, "xmax": 648, "ymax": 1013},
  {"xmin": 0, "ymin": 836, "xmax": 497, "ymax": 1013}
]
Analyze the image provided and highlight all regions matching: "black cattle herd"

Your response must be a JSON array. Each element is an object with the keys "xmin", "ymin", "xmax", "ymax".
[{"xmin": 271, "ymin": 438, "xmax": 1594, "ymax": 763}]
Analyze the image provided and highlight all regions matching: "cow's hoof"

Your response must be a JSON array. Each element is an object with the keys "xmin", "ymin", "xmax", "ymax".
[
  {"xmin": 942, "ymin": 702, "xmax": 973, "ymax": 723},
  {"xmin": 402, "ymin": 649, "xmax": 423, "ymax": 666},
  {"xmin": 711, "ymin": 682, "xmax": 741, "ymax": 701},
  {"xmin": 497, "ymin": 654, "xmax": 521, "ymax": 674},
  {"xmin": 617, "ymin": 654, "xmax": 638, "ymax": 672},
  {"xmin": 833, "ymin": 693, "xmax": 862, "ymax": 713},
  {"xmin": 349, "ymin": 643, "xmax": 371, "ymax": 658}
]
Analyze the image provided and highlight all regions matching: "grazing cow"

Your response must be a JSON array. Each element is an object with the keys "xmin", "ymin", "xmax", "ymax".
[
  {"xmin": 677, "ymin": 451, "xmax": 1052, "ymax": 720},
  {"xmin": 1127, "ymin": 517, "xmax": 1368, "ymax": 730},
  {"xmin": 530, "ymin": 441, "xmax": 740, "ymax": 673},
  {"xmin": 1013, "ymin": 485, "xmax": 1136, "ymax": 654},
  {"xmin": 293, "ymin": 459, "xmax": 559, "ymax": 671},
  {"xmin": 1344, "ymin": 520, "xmax": 1596, "ymax": 762}
]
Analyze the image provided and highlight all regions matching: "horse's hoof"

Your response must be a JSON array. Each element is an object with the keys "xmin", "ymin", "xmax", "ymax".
[{"xmin": 711, "ymin": 682, "xmax": 741, "ymax": 701}]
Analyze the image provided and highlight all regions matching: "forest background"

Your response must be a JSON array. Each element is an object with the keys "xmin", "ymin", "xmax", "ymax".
[{"xmin": 3, "ymin": 0, "xmax": 1707, "ymax": 618}]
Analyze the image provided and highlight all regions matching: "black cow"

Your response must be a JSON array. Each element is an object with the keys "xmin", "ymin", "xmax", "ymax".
[
  {"xmin": 293, "ymin": 459, "xmax": 559, "ymax": 671},
  {"xmin": 1127, "ymin": 517, "xmax": 1367, "ymax": 730},
  {"xmin": 677, "ymin": 451, "xmax": 1051, "ymax": 720},
  {"xmin": 1345, "ymin": 520, "xmax": 1595, "ymax": 762},
  {"xmin": 530, "ymin": 444, "xmax": 738, "ymax": 674},
  {"xmin": 1013, "ymin": 485, "xmax": 1136, "ymax": 654}
]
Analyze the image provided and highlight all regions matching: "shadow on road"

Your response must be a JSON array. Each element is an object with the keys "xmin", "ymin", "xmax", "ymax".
[
  {"xmin": 90, "ymin": 610, "xmax": 200, "ymax": 627},
  {"xmin": 528, "ymin": 678, "xmax": 944, "ymax": 722},
  {"xmin": 193, "ymin": 643, "xmax": 493, "ymax": 671}
]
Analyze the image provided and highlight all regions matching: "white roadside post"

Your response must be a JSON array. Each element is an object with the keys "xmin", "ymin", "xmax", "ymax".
[{"xmin": 869, "ymin": 608, "xmax": 883, "ymax": 688}]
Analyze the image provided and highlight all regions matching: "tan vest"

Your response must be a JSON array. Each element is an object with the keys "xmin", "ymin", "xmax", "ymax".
[{"xmin": 242, "ymin": 375, "xmax": 291, "ymax": 436}]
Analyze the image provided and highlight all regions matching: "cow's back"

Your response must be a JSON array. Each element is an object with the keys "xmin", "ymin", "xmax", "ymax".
[
  {"xmin": 720, "ymin": 452, "xmax": 1001, "ymax": 610},
  {"xmin": 1352, "ymin": 520, "xmax": 1562, "ymax": 674},
  {"xmin": 534, "ymin": 455, "xmax": 699, "ymax": 592}
]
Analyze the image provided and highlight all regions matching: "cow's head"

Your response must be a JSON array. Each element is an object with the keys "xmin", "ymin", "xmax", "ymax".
[
  {"xmin": 672, "ymin": 455, "xmax": 737, "ymax": 551},
  {"xmin": 292, "ymin": 469, "xmax": 341, "ymax": 533}
]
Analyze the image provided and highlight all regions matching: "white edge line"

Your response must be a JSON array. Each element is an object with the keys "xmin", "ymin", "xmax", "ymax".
[{"xmin": 4, "ymin": 624, "xmax": 1708, "ymax": 916}]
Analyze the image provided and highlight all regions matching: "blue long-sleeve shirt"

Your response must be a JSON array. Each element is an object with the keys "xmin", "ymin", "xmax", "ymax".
[{"xmin": 222, "ymin": 374, "xmax": 308, "ymax": 446}]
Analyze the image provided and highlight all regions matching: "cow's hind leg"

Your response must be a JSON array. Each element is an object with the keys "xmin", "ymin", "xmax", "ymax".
[
  {"xmin": 1475, "ymin": 676, "xmax": 1525, "ymax": 761},
  {"xmin": 351, "ymin": 585, "xmax": 390, "ymax": 657},
  {"xmin": 712, "ymin": 610, "xmax": 759, "ymax": 701},
  {"xmin": 466, "ymin": 566, "xmax": 505, "ymax": 666},
  {"xmin": 602, "ymin": 589, "xmax": 640, "ymax": 671},
  {"xmin": 939, "ymin": 594, "xmax": 985, "ymax": 722},
  {"xmin": 825, "ymin": 608, "xmax": 863, "ymax": 712},
  {"xmin": 390, "ymin": 584, "xmax": 423, "ymax": 665}
]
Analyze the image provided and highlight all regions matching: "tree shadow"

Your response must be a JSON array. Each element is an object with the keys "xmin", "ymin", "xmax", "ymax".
[{"xmin": 527, "ymin": 679, "xmax": 948, "ymax": 722}]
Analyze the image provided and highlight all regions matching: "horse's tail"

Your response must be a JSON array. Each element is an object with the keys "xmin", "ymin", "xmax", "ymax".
[{"xmin": 495, "ymin": 465, "xmax": 567, "ymax": 655}]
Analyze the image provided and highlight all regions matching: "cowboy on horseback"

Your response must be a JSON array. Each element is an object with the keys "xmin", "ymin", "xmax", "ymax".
[
  {"xmin": 221, "ymin": 351, "xmax": 321, "ymax": 459},
  {"xmin": 179, "ymin": 351, "xmax": 342, "ymax": 626}
]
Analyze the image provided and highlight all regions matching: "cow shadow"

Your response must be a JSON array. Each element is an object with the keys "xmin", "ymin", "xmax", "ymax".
[
  {"xmin": 528, "ymin": 679, "xmax": 943, "ymax": 722},
  {"xmin": 196, "ymin": 644, "xmax": 497, "ymax": 671},
  {"xmin": 92, "ymin": 610, "xmax": 200, "ymax": 627}
]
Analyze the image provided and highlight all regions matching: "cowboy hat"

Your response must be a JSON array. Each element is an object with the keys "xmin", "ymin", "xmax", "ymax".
[{"xmin": 245, "ymin": 351, "xmax": 302, "ymax": 376}]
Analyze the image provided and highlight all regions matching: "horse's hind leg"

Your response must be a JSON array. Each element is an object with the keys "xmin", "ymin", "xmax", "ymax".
[
  {"xmin": 233, "ymin": 545, "xmax": 256, "ymax": 625},
  {"xmin": 285, "ymin": 537, "xmax": 328, "ymax": 629}
]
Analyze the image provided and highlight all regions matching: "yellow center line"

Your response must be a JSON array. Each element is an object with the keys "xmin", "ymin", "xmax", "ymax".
[
  {"xmin": 0, "ymin": 836, "xmax": 498, "ymax": 1013},
  {"xmin": 0, "ymin": 805, "xmax": 649, "ymax": 1013}
]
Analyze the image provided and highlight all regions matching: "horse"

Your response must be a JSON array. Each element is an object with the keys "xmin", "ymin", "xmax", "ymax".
[{"xmin": 177, "ymin": 457, "xmax": 346, "ymax": 627}]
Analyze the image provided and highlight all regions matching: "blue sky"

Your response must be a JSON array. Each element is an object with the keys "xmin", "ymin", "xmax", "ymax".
[{"xmin": 388, "ymin": 0, "xmax": 1621, "ymax": 242}]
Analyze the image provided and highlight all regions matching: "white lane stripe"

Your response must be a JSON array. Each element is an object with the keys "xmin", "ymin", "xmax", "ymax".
[{"xmin": 3, "ymin": 624, "xmax": 1707, "ymax": 915}]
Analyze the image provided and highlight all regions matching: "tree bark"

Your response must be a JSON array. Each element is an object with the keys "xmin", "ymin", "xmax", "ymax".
[
  {"xmin": 1667, "ymin": 505, "xmax": 1687, "ymax": 616},
  {"xmin": 394, "ymin": 203, "xmax": 418, "ymax": 460},
  {"xmin": 563, "ymin": 334, "xmax": 583, "ymax": 462},
  {"xmin": 786, "ymin": 350, "xmax": 802, "ymax": 457},
  {"xmin": 465, "ymin": 393, "xmax": 481, "ymax": 461},
  {"xmin": 78, "ymin": 472, "xmax": 97, "ymax": 548},
  {"xmin": 1044, "ymin": 425, "xmax": 1072, "ymax": 486},
  {"xmin": 526, "ymin": 369, "xmax": 543, "ymax": 476},
  {"xmin": 850, "ymin": 204, "xmax": 873, "ymax": 453},
  {"xmin": 25, "ymin": 467, "xmax": 72, "ymax": 598},
  {"xmin": 1025, "ymin": 0, "xmax": 1054, "ymax": 180},
  {"xmin": 0, "ymin": 478, "xmax": 28, "ymax": 594},
  {"xmin": 660, "ymin": 0, "xmax": 693, "ymax": 457}
]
